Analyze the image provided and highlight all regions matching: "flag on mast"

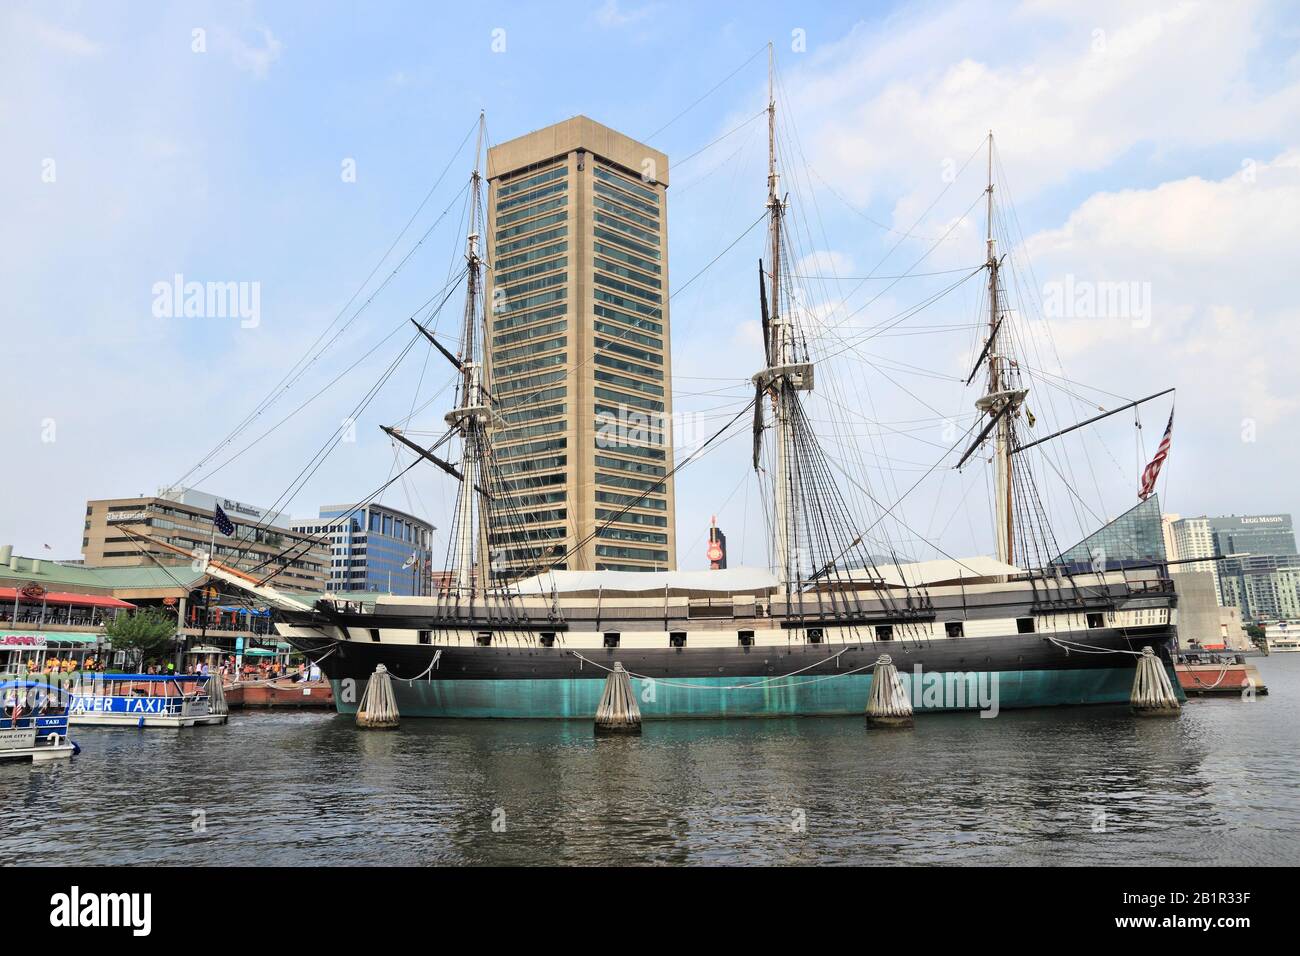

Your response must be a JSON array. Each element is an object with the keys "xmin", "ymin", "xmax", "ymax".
[
  {"xmin": 213, "ymin": 503, "xmax": 235, "ymax": 536},
  {"xmin": 1138, "ymin": 410, "xmax": 1174, "ymax": 500}
]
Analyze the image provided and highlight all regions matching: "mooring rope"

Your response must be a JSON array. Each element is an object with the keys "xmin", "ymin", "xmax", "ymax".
[
  {"xmin": 1188, "ymin": 664, "xmax": 1231, "ymax": 690},
  {"xmin": 387, "ymin": 649, "xmax": 442, "ymax": 684},
  {"xmin": 568, "ymin": 647, "xmax": 879, "ymax": 691},
  {"xmin": 1047, "ymin": 636, "xmax": 1146, "ymax": 657}
]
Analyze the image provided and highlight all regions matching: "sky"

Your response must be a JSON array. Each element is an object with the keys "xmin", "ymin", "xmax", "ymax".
[{"xmin": 3, "ymin": 0, "xmax": 1299, "ymax": 571}]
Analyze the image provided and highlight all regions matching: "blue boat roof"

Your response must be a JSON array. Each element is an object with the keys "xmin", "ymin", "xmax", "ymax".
[
  {"xmin": 98, "ymin": 674, "xmax": 212, "ymax": 681},
  {"xmin": 1, "ymin": 679, "xmax": 65, "ymax": 691}
]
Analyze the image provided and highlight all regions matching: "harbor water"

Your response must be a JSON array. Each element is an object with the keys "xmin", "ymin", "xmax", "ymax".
[{"xmin": 5, "ymin": 656, "xmax": 1299, "ymax": 866}]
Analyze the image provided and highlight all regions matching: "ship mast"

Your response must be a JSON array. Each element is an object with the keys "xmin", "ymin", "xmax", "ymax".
[
  {"xmin": 447, "ymin": 113, "xmax": 492, "ymax": 595},
  {"xmin": 979, "ymin": 131, "xmax": 1017, "ymax": 566},
  {"xmin": 752, "ymin": 44, "xmax": 813, "ymax": 588}
]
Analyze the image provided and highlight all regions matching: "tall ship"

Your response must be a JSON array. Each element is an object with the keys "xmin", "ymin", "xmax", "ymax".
[{"xmin": 139, "ymin": 51, "xmax": 1183, "ymax": 719}]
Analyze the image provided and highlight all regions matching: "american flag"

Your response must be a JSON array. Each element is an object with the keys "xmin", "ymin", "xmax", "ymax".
[
  {"xmin": 1139, "ymin": 410, "xmax": 1174, "ymax": 501},
  {"xmin": 213, "ymin": 503, "xmax": 235, "ymax": 536}
]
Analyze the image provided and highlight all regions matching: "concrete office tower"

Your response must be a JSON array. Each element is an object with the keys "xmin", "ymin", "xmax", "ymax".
[
  {"xmin": 484, "ymin": 116, "xmax": 676, "ymax": 575},
  {"xmin": 82, "ymin": 487, "xmax": 330, "ymax": 594}
]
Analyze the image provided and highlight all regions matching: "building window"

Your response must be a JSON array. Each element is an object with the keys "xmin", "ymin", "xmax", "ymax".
[
  {"xmin": 669, "ymin": 631, "xmax": 686, "ymax": 648},
  {"xmin": 603, "ymin": 632, "xmax": 620, "ymax": 648},
  {"xmin": 1016, "ymin": 617, "xmax": 1036, "ymax": 634}
]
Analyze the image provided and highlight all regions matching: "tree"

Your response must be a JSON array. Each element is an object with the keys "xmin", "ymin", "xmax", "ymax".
[{"xmin": 104, "ymin": 607, "xmax": 177, "ymax": 663}]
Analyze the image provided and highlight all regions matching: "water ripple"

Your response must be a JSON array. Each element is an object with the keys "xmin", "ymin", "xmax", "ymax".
[{"xmin": 5, "ymin": 657, "xmax": 1299, "ymax": 865}]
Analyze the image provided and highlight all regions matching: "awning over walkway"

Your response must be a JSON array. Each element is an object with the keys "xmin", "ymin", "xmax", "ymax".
[
  {"xmin": 0, "ymin": 587, "xmax": 134, "ymax": 609},
  {"xmin": 0, "ymin": 631, "xmax": 103, "ymax": 647}
]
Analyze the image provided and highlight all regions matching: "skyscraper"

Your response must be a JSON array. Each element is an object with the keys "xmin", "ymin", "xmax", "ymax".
[
  {"xmin": 484, "ymin": 116, "xmax": 676, "ymax": 575},
  {"xmin": 1207, "ymin": 514, "xmax": 1296, "ymax": 557},
  {"xmin": 1166, "ymin": 513, "xmax": 1299, "ymax": 620}
]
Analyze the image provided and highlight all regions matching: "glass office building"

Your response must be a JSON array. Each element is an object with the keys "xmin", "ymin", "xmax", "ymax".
[
  {"xmin": 1208, "ymin": 514, "xmax": 1296, "ymax": 557},
  {"xmin": 1054, "ymin": 495, "xmax": 1167, "ymax": 572},
  {"xmin": 291, "ymin": 503, "xmax": 433, "ymax": 595},
  {"xmin": 1167, "ymin": 512, "xmax": 1299, "ymax": 621}
]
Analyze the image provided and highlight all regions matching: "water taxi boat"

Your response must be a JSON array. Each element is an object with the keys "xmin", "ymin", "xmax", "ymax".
[
  {"xmin": 0, "ymin": 679, "xmax": 79, "ymax": 762},
  {"xmin": 67, "ymin": 674, "xmax": 228, "ymax": 728}
]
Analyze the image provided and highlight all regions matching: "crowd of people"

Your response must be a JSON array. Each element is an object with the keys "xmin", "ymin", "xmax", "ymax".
[
  {"xmin": 8, "ymin": 654, "xmax": 319, "ymax": 684},
  {"xmin": 216, "ymin": 656, "xmax": 316, "ymax": 682},
  {"xmin": 35, "ymin": 656, "xmax": 100, "ymax": 674}
]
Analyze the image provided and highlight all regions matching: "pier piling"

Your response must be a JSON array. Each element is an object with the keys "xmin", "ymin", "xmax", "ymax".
[
  {"xmin": 594, "ymin": 662, "xmax": 641, "ymax": 735},
  {"xmin": 1130, "ymin": 646, "xmax": 1181, "ymax": 717},
  {"xmin": 865, "ymin": 654, "xmax": 913, "ymax": 728},
  {"xmin": 208, "ymin": 675, "xmax": 228, "ymax": 718},
  {"xmin": 357, "ymin": 663, "xmax": 401, "ymax": 729}
]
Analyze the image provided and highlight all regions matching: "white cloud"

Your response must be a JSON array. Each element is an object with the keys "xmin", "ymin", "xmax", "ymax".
[
  {"xmin": 782, "ymin": 0, "xmax": 1300, "ymax": 209},
  {"xmin": 1022, "ymin": 149, "xmax": 1300, "ymax": 430},
  {"xmin": 221, "ymin": 26, "xmax": 283, "ymax": 78},
  {"xmin": 794, "ymin": 249, "xmax": 854, "ymax": 277},
  {"xmin": 18, "ymin": 12, "xmax": 101, "ymax": 56},
  {"xmin": 594, "ymin": 0, "xmax": 658, "ymax": 29}
]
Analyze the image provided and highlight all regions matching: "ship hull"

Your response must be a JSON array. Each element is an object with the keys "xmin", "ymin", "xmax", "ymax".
[{"xmin": 296, "ymin": 627, "xmax": 1181, "ymax": 719}]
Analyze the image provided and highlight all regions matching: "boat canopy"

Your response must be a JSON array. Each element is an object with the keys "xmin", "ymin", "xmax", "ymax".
[
  {"xmin": 0, "ymin": 679, "xmax": 68, "ymax": 691},
  {"xmin": 92, "ymin": 673, "xmax": 212, "ymax": 682}
]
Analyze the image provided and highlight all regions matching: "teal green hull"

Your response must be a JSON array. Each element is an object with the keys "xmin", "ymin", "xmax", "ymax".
[{"xmin": 332, "ymin": 665, "xmax": 1180, "ymax": 718}]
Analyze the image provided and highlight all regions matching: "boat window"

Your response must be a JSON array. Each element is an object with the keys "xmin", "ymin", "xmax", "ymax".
[
  {"xmin": 1086, "ymin": 612, "xmax": 1104, "ymax": 629},
  {"xmin": 539, "ymin": 632, "xmax": 556, "ymax": 647},
  {"xmin": 945, "ymin": 621, "xmax": 964, "ymax": 638},
  {"xmin": 807, "ymin": 628, "xmax": 824, "ymax": 644},
  {"xmin": 603, "ymin": 632, "xmax": 620, "ymax": 648},
  {"xmin": 368, "ymin": 628, "xmax": 381, "ymax": 642},
  {"xmin": 737, "ymin": 630, "xmax": 755, "ymax": 646},
  {"xmin": 669, "ymin": 631, "xmax": 686, "ymax": 648},
  {"xmin": 417, "ymin": 630, "xmax": 431, "ymax": 645},
  {"xmin": 1016, "ymin": 617, "xmax": 1036, "ymax": 634},
  {"xmin": 875, "ymin": 625, "xmax": 894, "ymax": 642},
  {"xmin": 476, "ymin": 631, "xmax": 493, "ymax": 646}
]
